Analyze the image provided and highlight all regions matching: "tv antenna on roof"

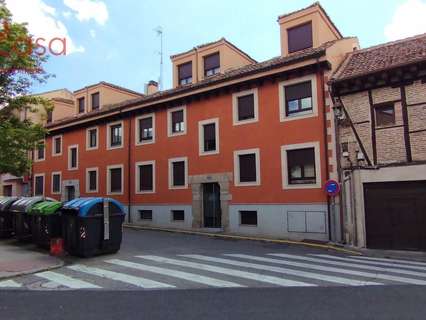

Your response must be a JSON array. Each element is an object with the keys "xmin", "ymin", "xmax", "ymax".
[{"xmin": 154, "ymin": 26, "xmax": 163, "ymax": 91}]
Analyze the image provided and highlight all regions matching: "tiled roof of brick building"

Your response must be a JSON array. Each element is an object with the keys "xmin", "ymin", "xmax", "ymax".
[{"xmin": 74, "ymin": 81, "xmax": 144, "ymax": 97}]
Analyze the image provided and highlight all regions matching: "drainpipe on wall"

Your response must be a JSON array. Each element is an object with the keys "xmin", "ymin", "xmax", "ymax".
[{"xmin": 127, "ymin": 112, "xmax": 132, "ymax": 224}]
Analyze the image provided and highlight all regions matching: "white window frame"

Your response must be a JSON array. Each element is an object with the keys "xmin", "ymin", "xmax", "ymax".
[
  {"xmin": 34, "ymin": 139, "xmax": 45, "ymax": 162},
  {"xmin": 198, "ymin": 118, "xmax": 219, "ymax": 156},
  {"xmin": 68, "ymin": 144, "xmax": 78, "ymax": 171},
  {"xmin": 233, "ymin": 148, "xmax": 261, "ymax": 187},
  {"xmin": 52, "ymin": 135, "xmax": 63, "ymax": 157},
  {"xmin": 85, "ymin": 167, "xmax": 99, "ymax": 193},
  {"xmin": 232, "ymin": 88, "xmax": 259, "ymax": 126},
  {"xmin": 135, "ymin": 113, "xmax": 155, "ymax": 146},
  {"xmin": 135, "ymin": 160, "xmax": 156, "ymax": 194},
  {"xmin": 107, "ymin": 164, "xmax": 124, "ymax": 195},
  {"xmin": 281, "ymin": 141, "xmax": 322, "ymax": 190},
  {"xmin": 86, "ymin": 126, "xmax": 99, "ymax": 151},
  {"xmin": 167, "ymin": 106, "xmax": 187, "ymax": 137},
  {"xmin": 168, "ymin": 157, "xmax": 188, "ymax": 190},
  {"xmin": 278, "ymin": 74, "xmax": 318, "ymax": 122},
  {"xmin": 33, "ymin": 173, "xmax": 45, "ymax": 196},
  {"xmin": 107, "ymin": 120, "xmax": 124, "ymax": 150},
  {"xmin": 51, "ymin": 171, "xmax": 61, "ymax": 195}
]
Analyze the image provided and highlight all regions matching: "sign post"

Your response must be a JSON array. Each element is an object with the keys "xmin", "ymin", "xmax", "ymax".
[{"xmin": 324, "ymin": 180, "xmax": 341, "ymax": 242}]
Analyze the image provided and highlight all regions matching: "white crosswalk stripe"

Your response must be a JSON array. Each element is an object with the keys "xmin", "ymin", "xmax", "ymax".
[
  {"xmin": 106, "ymin": 259, "xmax": 243, "ymax": 288},
  {"xmin": 35, "ymin": 271, "xmax": 101, "ymax": 289},
  {"xmin": 269, "ymin": 253, "xmax": 426, "ymax": 285},
  {"xmin": 67, "ymin": 264, "xmax": 175, "ymax": 289},
  {"xmin": 350, "ymin": 256, "xmax": 426, "ymax": 267},
  {"xmin": 137, "ymin": 255, "xmax": 315, "ymax": 287},
  {"xmin": 0, "ymin": 280, "xmax": 22, "ymax": 288},
  {"xmin": 182, "ymin": 254, "xmax": 381, "ymax": 286}
]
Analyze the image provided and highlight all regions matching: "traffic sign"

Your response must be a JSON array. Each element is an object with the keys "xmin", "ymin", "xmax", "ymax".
[{"xmin": 325, "ymin": 179, "xmax": 340, "ymax": 196}]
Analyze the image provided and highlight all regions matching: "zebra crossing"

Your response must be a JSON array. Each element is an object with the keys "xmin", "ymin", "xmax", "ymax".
[{"xmin": 2, "ymin": 253, "xmax": 426, "ymax": 290}]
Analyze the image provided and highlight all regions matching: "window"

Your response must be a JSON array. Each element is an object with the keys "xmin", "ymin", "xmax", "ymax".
[
  {"xmin": 281, "ymin": 142, "xmax": 321, "ymax": 189},
  {"xmin": 375, "ymin": 105, "xmax": 395, "ymax": 127},
  {"xmin": 139, "ymin": 210, "xmax": 153, "ymax": 221},
  {"xmin": 167, "ymin": 106, "xmax": 186, "ymax": 136},
  {"xmin": 51, "ymin": 172, "xmax": 61, "ymax": 194},
  {"xmin": 91, "ymin": 92, "xmax": 100, "ymax": 111},
  {"xmin": 107, "ymin": 121, "xmax": 123, "ymax": 149},
  {"xmin": 136, "ymin": 161, "xmax": 155, "ymax": 193},
  {"xmin": 52, "ymin": 135, "xmax": 62, "ymax": 156},
  {"xmin": 35, "ymin": 141, "xmax": 45, "ymax": 161},
  {"xmin": 232, "ymin": 89, "xmax": 259, "ymax": 125},
  {"xmin": 68, "ymin": 145, "xmax": 78, "ymax": 170},
  {"xmin": 341, "ymin": 142, "xmax": 349, "ymax": 153},
  {"xmin": 47, "ymin": 110, "xmax": 53, "ymax": 123},
  {"xmin": 136, "ymin": 114, "xmax": 155, "ymax": 145},
  {"xmin": 172, "ymin": 210, "xmax": 185, "ymax": 221},
  {"xmin": 178, "ymin": 62, "xmax": 192, "ymax": 85},
  {"xmin": 234, "ymin": 149, "xmax": 260, "ymax": 186},
  {"xmin": 34, "ymin": 174, "xmax": 44, "ymax": 196},
  {"xmin": 199, "ymin": 118, "xmax": 219, "ymax": 155},
  {"xmin": 78, "ymin": 97, "xmax": 85, "ymax": 113},
  {"xmin": 86, "ymin": 168, "xmax": 98, "ymax": 193},
  {"xmin": 107, "ymin": 165, "xmax": 123, "ymax": 195},
  {"xmin": 169, "ymin": 157, "xmax": 188, "ymax": 189},
  {"xmin": 240, "ymin": 210, "xmax": 258, "ymax": 226},
  {"xmin": 204, "ymin": 52, "xmax": 220, "ymax": 77},
  {"xmin": 287, "ymin": 21, "xmax": 313, "ymax": 53},
  {"xmin": 86, "ymin": 127, "xmax": 98, "ymax": 150}
]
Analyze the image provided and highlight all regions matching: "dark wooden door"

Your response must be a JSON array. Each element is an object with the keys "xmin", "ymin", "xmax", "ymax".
[
  {"xmin": 66, "ymin": 186, "xmax": 75, "ymax": 202},
  {"xmin": 364, "ymin": 181, "xmax": 426, "ymax": 251},
  {"xmin": 203, "ymin": 183, "xmax": 221, "ymax": 228}
]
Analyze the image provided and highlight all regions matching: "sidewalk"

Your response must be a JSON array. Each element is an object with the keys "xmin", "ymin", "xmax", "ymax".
[{"xmin": 0, "ymin": 240, "xmax": 64, "ymax": 280}]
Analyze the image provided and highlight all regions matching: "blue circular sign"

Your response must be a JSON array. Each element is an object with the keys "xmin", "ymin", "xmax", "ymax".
[{"xmin": 325, "ymin": 179, "xmax": 340, "ymax": 196}]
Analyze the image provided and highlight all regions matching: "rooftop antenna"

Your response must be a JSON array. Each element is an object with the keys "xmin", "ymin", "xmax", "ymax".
[{"xmin": 154, "ymin": 26, "xmax": 163, "ymax": 91}]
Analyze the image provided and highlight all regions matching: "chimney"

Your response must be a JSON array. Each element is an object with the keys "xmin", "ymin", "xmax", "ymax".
[{"xmin": 145, "ymin": 80, "xmax": 159, "ymax": 95}]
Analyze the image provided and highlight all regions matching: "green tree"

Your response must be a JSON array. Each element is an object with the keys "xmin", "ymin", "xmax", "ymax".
[{"xmin": 0, "ymin": 0, "xmax": 52, "ymax": 176}]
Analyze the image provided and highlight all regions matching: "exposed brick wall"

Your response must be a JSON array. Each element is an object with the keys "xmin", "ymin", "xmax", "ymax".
[
  {"xmin": 408, "ymin": 104, "xmax": 426, "ymax": 131},
  {"xmin": 376, "ymin": 127, "xmax": 406, "ymax": 164},
  {"xmin": 372, "ymin": 86, "xmax": 401, "ymax": 104},
  {"xmin": 411, "ymin": 131, "xmax": 426, "ymax": 161},
  {"xmin": 341, "ymin": 91, "xmax": 370, "ymax": 123},
  {"xmin": 406, "ymin": 80, "xmax": 426, "ymax": 105}
]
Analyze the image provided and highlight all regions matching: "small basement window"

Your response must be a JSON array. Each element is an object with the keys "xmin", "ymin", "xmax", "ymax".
[
  {"xmin": 172, "ymin": 210, "xmax": 185, "ymax": 221},
  {"xmin": 139, "ymin": 210, "xmax": 153, "ymax": 221},
  {"xmin": 240, "ymin": 210, "xmax": 257, "ymax": 226}
]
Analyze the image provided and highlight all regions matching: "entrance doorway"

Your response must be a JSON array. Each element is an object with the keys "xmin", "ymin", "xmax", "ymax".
[
  {"xmin": 65, "ymin": 186, "xmax": 76, "ymax": 201},
  {"xmin": 203, "ymin": 183, "xmax": 221, "ymax": 228}
]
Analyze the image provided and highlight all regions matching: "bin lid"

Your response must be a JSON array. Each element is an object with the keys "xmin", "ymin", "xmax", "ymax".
[
  {"xmin": 0, "ymin": 197, "xmax": 19, "ymax": 211},
  {"xmin": 10, "ymin": 197, "xmax": 52, "ymax": 213},
  {"xmin": 29, "ymin": 201, "xmax": 62, "ymax": 215},
  {"xmin": 62, "ymin": 197, "xmax": 125, "ymax": 217}
]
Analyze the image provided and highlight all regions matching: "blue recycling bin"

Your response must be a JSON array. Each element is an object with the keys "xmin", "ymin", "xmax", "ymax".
[
  {"xmin": 61, "ymin": 197, "xmax": 126, "ymax": 258},
  {"xmin": 0, "ymin": 197, "xmax": 19, "ymax": 238}
]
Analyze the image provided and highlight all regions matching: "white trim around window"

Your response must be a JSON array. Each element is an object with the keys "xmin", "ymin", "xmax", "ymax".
[
  {"xmin": 167, "ymin": 105, "xmax": 187, "ymax": 137},
  {"xmin": 233, "ymin": 148, "xmax": 261, "ymax": 187},
  {"xmin": 281, "ymin": 141, "xmax": 322, "ymax": 190},
  {"xmin": 34, "ymin": 140, "xmax": 45, "ymax": 162},
  {"xmin": 135, "ymin": 113, "xmax": 155, "ymax": 146},
  {"xmin": 106, "ymin": 120, "xmax": 124, "ymax": 150},
  {"xmin": 51, "ymin": 171, "xmax": 61, "ymax": 195},
  {"xmin": 198, "ymin": 118, "xmax": 219, "ymax": 156},
  {"xmin": 232, "ymin": 88, "xmax": 259, "ymax": 126},
  {"xmin": 86, "ymin": 126, "xmax": 99, "ymax": 151},
  {"xmin": 278, "ymin": 74, "xmax": 318, "ymax": 122},
  {"xmin": 67, "ymin": 144, "xmax": 78, "ymax": 171},
  {"xmin": 106, "ymin": 164, "xmax": 124, "ymax": 195},
  {"xmin": 135, "ymin": 160, "xmax": 156, "ymax": 194},
  {"xmin": 51, "ymin": 135, "xmax": 63, "ymax": 157},
  {"xmin": 168, "ymin": 157, "xmax": 188, "ymax": 190},
  {"xmin": 85, "ymin": 167, "xmax": 99, "ymax": 193},
  {"xmin": 33, "ymin": 173, "xmax": 45, "ymax": 196}
]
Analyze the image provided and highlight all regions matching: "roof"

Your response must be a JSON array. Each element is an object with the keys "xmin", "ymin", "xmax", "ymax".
[
  {"xmin": 51, "ymin": 97, "xmax": 74, "ymax": 104},
  {"xmin": 332, "ymin": 33, "xmax": 426, "ymax": 82},
  {"xmin": 73, "ymin": 81, "xmax": 144, "ymax": 97},
  {"xmin": 46, "ymin": 40, "xmax": 338, "ymax": 130},
  {"xmin": 170, "ymin": 37, "xmax": 257, "ymax": 63}
]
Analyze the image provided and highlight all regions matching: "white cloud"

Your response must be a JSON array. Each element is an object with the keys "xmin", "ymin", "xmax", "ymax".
[
  {"xmin": 385, "ymin": 0, "xmax": 426, "ymax": 41},
  {"xmin": 62, "ymin": 11, "xmax": 72, "ymax": 19},
  {"xmin": 6, "ymin": 0, "xmax": 84, "ymax": 54},
  {"xmin": 63, "ymin": 0, "xmax": 109, "ymax": 25},
  {"xmin": 89, "ymin": 29, "xmax": 96, "ymax": 38}
]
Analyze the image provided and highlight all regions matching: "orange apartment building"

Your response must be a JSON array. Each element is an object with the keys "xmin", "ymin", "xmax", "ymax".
[{"xmin": 31, "ymin": 3, "xmax": 359, "ymax": 241}]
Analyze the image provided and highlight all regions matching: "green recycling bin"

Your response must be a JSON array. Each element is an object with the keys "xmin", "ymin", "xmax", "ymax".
[{"xmin": 29, "ymin": 201, "xmax": 62, "ymax": 249}]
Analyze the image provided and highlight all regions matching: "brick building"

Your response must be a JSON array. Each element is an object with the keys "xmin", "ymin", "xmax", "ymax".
[{"xmin": 330, "ymin": 34, "xmax": 426, "ymax": 251}]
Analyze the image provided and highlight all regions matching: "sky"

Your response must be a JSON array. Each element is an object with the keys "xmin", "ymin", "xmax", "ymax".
[{"xmin": 5, "ymin": 0, "xmax": 426, "ymax": 94}]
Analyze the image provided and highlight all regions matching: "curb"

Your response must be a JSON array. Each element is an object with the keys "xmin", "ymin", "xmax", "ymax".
[
  {"xmin": 123, "ymin": 224, "xmax": 362, "ymax": 256},
  {"xmin": 0, "ymin": 259, "xmax": 65, "ymax": 282}
]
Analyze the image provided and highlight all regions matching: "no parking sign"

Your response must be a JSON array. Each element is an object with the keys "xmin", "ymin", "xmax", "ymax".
[{"xmin": 325, "ymin": 179, "xmax": 340, "ymax": 197}]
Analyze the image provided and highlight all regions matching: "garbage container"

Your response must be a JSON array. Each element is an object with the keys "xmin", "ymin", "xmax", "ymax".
[
  {"xmin": 0, "ymin": 197, "xmax": 19, "ymax": 238},
  {"xmin": 61, "ymin": 197, "xmax": 126, "ymax": 258},
  {"xmin": 30, "ymin": 201, "xmax": 63, "ymax": 249}
]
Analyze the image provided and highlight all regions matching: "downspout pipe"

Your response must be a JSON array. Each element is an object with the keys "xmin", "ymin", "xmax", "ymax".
[{"xmin": 127, "ymin": 111, "xmax": 132, "ymax": 224}]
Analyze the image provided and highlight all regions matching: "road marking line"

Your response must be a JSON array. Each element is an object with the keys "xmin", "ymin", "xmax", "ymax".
[
  {"xmin": 350, "ymin": 256, "xmax": 426, "ymax": 267},
  {"xmin": 182, "ymin": 254, "xmax": 380, "ymax": 286},
  {"xmin": 67, "ymin": 265, "xmax": 175, "ymax": 289},
  {"xmin": 312, "ymin": 254, "xmax": 426, "ymax": 274},
  {"xmin": 0, "ymin": 280, "xmax": 22, "ymax": 288},
  {"xmin": 35, "ymin": 271, "xmax": 101, "ymax": 289},
  {"xmin": 269, "ymin": 254, "xmax": 426, "ymax": 285},
  {"xmin": 136, "ymin": 255, "xmax": 315, "ymax": 287},
  {"xmin": 106, "ymin": 259, "xmax": 243, "ymax": 288}
]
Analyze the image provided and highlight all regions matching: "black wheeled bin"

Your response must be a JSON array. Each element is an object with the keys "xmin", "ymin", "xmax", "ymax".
[
  {"xmin": 61, "ymin": 197, "xmax": 126, "ymax": 258},
  {"xmin": 29, "ymin": 201, "xmax": 63, "ymax": 249},
  {"xmin": 0, "ymin": 197, "xmax": 19, "ymax": 238}
]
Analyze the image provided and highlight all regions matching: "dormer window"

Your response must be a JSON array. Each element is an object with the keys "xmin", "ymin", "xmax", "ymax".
[
  {"xmin": 178, "ymin": 62, "xmax": 192, "ymax": 85},
  {"xmin": 91, "ymin": 92, "xmax": 100, "ymax": 111},
  {"xmin": 287, "ymin": 22, "xmax": 313, "ymax": 53},
  {"xmin": 78, "ymin": 97, "xmax": 85, "ymax": 113},
  {"xmin": 204, "ymin": 52, "xmax": 220, "ymax": 77}
]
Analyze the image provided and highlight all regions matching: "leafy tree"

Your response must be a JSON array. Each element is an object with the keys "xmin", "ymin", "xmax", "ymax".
[{"xmin": 0, "ymin": 0, "xmax": 52, "ymax": 176}]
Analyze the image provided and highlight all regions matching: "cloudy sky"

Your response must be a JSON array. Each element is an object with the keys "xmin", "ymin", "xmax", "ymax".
[{"xmin": 5, "ymin": 0, "xmax": 426, "ymax": 93}]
